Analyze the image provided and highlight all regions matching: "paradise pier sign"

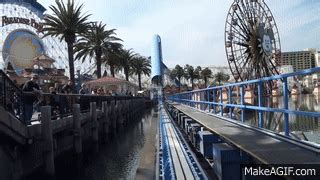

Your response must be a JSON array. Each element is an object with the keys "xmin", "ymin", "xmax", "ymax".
[{"xmin": 2, "ymin": 16, "xmax": 43, "ymax": 32}]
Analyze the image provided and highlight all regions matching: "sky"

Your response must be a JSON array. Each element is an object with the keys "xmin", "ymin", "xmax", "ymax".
[{"xmin": 38, "ymin": 0, "xmax": 320, "ymax": 68}]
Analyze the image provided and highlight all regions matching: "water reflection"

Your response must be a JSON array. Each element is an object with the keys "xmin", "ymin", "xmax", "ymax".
[
  {"xmin": 41, "ymin": 108, "xmax": 157, "ymax": 180},
  {"xmin": 241, "ymin": 95, "xmax": 320, "ymax": 144}
]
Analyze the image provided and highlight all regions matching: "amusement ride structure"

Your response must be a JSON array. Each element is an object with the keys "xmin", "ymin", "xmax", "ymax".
[{"xmin": 225, "ymin": 0, "xmax": 281, "ymax": 91}]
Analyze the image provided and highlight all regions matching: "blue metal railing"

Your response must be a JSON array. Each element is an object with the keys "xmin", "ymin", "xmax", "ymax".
[{"xmin": 168, "ymin": 67, "xmax": 320, "ymax": 137}]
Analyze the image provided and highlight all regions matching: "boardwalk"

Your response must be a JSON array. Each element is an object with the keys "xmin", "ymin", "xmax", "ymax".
[{"xmin": 170, "ymin": 102, "xmax": 320, "ymax": 164}]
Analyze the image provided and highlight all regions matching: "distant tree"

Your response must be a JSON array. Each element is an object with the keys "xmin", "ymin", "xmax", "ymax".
[
  {"xmin": 74, "ymin": 22, "xmax": 122, "ymax": 78},
  {"xmin": 171, "ymin": 65, "xmax": 184, "ymax": 91},
  {"xmin": 201, "ymin": 67, "xmax": 212, "ymax": 87},
  {"xmin": 118, "ymin": 49, "xmax": 136, "ymax": 81},
  {"xmin": 169, "ymin": 69, "xmax": 177, "ymax": 83},
  {"xmin": 130, "ymin": 56, "xmax": 151, "ymax": 90},
  {"xmin": 195, "ymin": 66, "xmax": 202, "ymax": 82},
  {"xmin": 184, "ymin": 64, "xmax": 199, "ymax": 89},
  {"xmin": 103, "ymin": 54, "xmax": 118, "ymax": 77},
  {"xmin": 43, "ymin": 0, "xmax": 91, "ymax": 85},
  {"xmin": 214, "ymin": 71, "xmax": 230, "ymax": 85}
]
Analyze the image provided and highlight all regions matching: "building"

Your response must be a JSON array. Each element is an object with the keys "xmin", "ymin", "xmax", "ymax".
[
  {"xmin": 0, "ymin": 0, "xmax": 92, "ymax": 82},
  {"xmin": 277, "ymin": 65, "xmax": 295, "ymax": 90},
  {"xmin": 280, "ymin": 49, "xmax": 317, "ymax": 72},
  {"xmin": 207, "ymin": 66, "xmax": 232, "ymax": 76},
  {"xmin": 86, "ymin": 76, "xmax": 139, "ymax": 96},
  {"xmin": 280, "ymin": 49, "xmax": 320, "ymax": 87}
]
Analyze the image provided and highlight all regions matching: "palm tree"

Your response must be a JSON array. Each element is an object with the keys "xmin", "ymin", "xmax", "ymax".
[
  {"xmin": 43, "ymin": 0, "xmax": 91, "ymax": 85},
  {"xmin": 103, "ymin": 51, "xmax": 121, "ymax": 77},
  {"xmin": 201, "ymin": 67, "xmax": 212, "ymax": 87},
  {"xmin": 131, "ymin": 56, "xmax": 151, "ymax": 90},
  {"xmin": 195, "ymin": 66, "xmax": 202, "ymax": 84},
  {"xmin": 74, "ymin": 22, "xmax": 122, "ymax": 78},
  {"xmin": 169, "ymin": 69, "xmax": 178, "ymax": 84},
  {"xmin": 184, "ymin": 64, "xmax": 199, "ymax": 89},
  {"xmin": 172, "ymin": 65, "xmax": 184, "ymax": 91},
  {"xmin": 214, "ymin": 71, "xmax": 230, "ymax": 85},
  {"xmin": 119, "ymin": 49, "xmax": 136, "ymax": 81}
]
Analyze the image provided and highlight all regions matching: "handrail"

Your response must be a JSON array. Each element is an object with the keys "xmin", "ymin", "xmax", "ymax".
[
  {"xmin": 174, "ymin": 66, "xmax": 320, "ymax": 95},
  {"xmin": 0, "ymin": 70, "xmax": 144, "ymax": 124},
  {"xmin": 167, "ymin": 66, "xmax": 320, "ymax": 140}
]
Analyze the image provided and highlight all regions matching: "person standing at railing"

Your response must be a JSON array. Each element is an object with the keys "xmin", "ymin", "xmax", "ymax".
[
  {"xmin": 79, "ymin": 83, "xmax": 89, "ymax": 94},
  {"xmin": 61, "ymin": 80, "xmax": 74, "ymax": 113},
  {"xmin": 21, "ymin": 74, "xmax": 40, "ymax": 125},
  {"xmin": 54, "ymin": 82, "xmax": 62, "ymax": 93},
  {"xmin": 79, "ymin": 83, "xmax": 90, "ymax": 111},
  {"xmin": 97, "ymin": 87, "xmax": 104, "ymax": 95},
  {"xmin": 49, "ymin": 87, "xmax": 59, "ymax": 119}
]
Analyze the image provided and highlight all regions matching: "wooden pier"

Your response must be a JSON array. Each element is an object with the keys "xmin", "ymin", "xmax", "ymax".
[{"xmin": 0, "ymin": 98, "xmax": 145, "ymax": 179}]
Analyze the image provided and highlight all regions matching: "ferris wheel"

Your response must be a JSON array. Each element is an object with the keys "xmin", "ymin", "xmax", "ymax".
[{"xmin": 225, "ymin": 0, "xmax": 281, "ymax": 84}]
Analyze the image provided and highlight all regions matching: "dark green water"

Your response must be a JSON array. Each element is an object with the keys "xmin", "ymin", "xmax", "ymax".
[{"xmin": 27, "ymin": 108, "xmax": 157, "ymax": 180}]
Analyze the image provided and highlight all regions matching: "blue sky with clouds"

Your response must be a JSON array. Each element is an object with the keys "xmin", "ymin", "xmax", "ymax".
[{"xmin": 38, "ymin": 0, "xmax": 320, "ymax": 68}]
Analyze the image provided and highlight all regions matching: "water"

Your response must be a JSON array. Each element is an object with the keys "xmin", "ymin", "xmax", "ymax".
[
  {"xmin": 239, "ymin": 94, "xmax": 320, "ymax": 144},
  {"xmin": 28, "ymin": 107, "xmax": 158, "ymax": 180}
]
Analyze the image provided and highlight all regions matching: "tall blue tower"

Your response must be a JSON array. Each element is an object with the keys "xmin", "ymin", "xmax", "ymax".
[
  {"xmin": 151, "ymin": 34, "xmax": 163, "ymax": 86},
  {"xmin": 150, "ymin": 34, "xmax": 163, "ymax": 101}
]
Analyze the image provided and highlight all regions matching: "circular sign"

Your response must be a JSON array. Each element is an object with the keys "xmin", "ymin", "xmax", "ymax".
[
  {"xmin": 262, "ymin": 34, "xmax": 272, "ymax": 56},
  {"xmin": 2, "ymin": 29, "xmax": 45, "ymax": 74}
]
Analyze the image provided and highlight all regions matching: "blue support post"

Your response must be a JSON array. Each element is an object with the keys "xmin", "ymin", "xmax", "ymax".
[
  {"xmin": 199, "ymin": 92, "xmax": 201, "ymax": 110},
  {"xmin": 240, "ymin": 85, "xmax": 244, "ymax": 123},
  {"xmin": 194, "ymin": 92, "xmax": 196, "ymax": 108},
  {"xmin": 199, "ymin": 92, "xmax": 203, "ymax": 110},
  {"xmin": 228, "ymin": 86, "xmax": 232, "ymax": 119},
  {"xmin": 198, "ymin": 92, "xmax": 200, "ymax": 109},
  {"xmin": 198, "ymin": 92, "xmax": 201, "ymax": 110},
  {"xmin": 283, "ymin": 78, "xmax": 289, "ymax": 136},
  {"xmin": 187, "ymin": 94, "xmax": 189, "ymax": 105},
  {"xmin": 213, "ymin": 89, "xmax": 216, "ymax": 114},
  {"xmin": 257, "ymin": 82, "xmax": 263, "ymax": 128},
  {"xmin": 207, "ymin": 90, "xmax": 210, "ymax": 112},
  {"xmin": 220, "ymin": 88, "xmax": 223, "ymax": 116},
  {"xmin": 192, "ymin": 92, "xmax": 195, "ymax": 108}
]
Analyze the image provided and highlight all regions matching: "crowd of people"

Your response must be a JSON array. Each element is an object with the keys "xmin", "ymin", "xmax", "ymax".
[
  {"xmin": 19, "ymin": 75, "xmax": 79, "ymax": 124},
  {"xmin": 3, "ymin": 73, "xmax": 137, "ymax": 125},
  {"xmin": 8, "ymin": 74, "xmax": 133, "ymax": 125}
]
